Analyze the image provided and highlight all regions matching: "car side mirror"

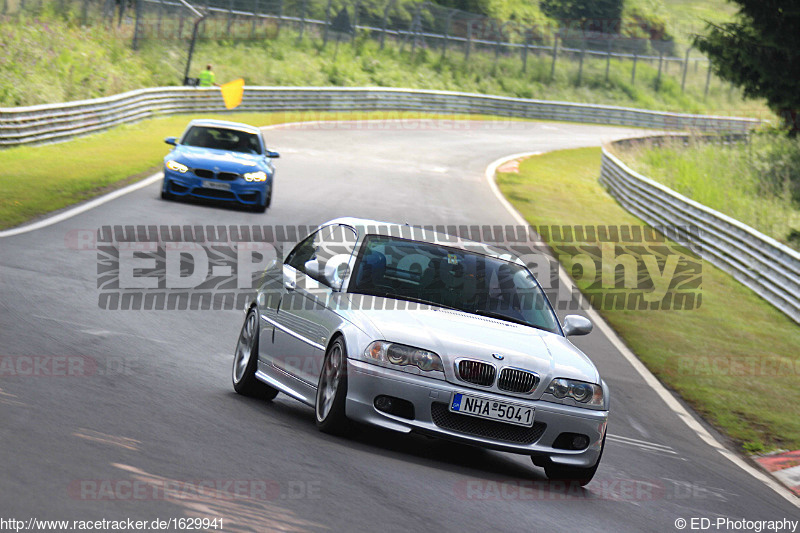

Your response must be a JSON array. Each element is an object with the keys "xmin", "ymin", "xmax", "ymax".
[
  {"xmin": 165, "ymin": 136, "xmax": 177, "ymax": 146},
  {"xmin": 562, "ymin": 315, "xmax": 592, "ymax": 336},
  {"xmin": 266, "ymin": 150, "xmax": 280, "ymax": 159},
  {"xmin": 304, "ymin": 259, "xmax": 344, "ymax": 291}
]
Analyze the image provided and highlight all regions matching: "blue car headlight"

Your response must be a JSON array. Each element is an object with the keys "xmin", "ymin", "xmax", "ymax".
[
  {"xmin": 166, "ymin": 160, "xmax": 188, "ymax": 173},
  {"xmin": 244, "ymin": 171, "xmax": 267, "ymax": 182}
]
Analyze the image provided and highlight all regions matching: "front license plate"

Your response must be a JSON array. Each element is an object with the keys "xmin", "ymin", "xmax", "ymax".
[
  {"xmin": 449, "ymin": 393, "xmax": 534, "ymax": 427},
  {"xmin": 202, "ymin": 180, "xmax": 231, "ymax": 191}
]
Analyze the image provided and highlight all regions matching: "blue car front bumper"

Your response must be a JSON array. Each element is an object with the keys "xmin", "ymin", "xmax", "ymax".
[{"xmin": 162, "ymin": 169, "xmax": 269, "ymax": 206}]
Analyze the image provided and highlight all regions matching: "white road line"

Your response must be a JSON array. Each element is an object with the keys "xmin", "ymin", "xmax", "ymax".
[
  {"xmin": 485, "ymin": 152, "xmax": 800, "ymax": 507},
  {"xmin": 0, "ymin": 172, "xmax": 163, "ymax": 239}
]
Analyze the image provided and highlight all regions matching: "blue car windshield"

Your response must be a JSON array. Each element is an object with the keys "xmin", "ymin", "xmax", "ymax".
[
  {"xmin": 349, "ymin": 235, "xmax": 560, "ymax": 333},
  {"xmin": 182, "ymin": 126, "xmax": 262, "ymax": 155}
]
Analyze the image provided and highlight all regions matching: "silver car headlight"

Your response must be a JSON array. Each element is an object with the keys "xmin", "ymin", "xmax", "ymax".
[
  {"xmin": 166, "ymin": 160, "xmax": 188, "ymax": 173},
  {"xmin": 364, "ymin": 341, "xmax": 443, "ymax": 373},
  {"xmin": 543, "ymin": 378, "xmax": 604, "ymax": 409},
  {"xmin": 243, "ymin": 171, "xmax": 267, "ymax": 182}
]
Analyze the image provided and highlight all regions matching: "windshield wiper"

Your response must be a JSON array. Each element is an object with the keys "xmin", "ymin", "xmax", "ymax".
[{"xmin": 469, "ymin": 309, "xmax": 553, "ymax": 332}]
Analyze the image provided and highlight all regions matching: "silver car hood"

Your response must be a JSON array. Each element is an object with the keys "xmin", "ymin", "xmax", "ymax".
[{"xmin": 340, "ymin": 295, "xmax": 599, "ymax": 385}]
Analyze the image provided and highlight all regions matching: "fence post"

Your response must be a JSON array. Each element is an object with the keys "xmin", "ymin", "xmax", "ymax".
[
  {"xmin": 550, "ymin": 33, "xmax": 559, "ymax": 79},
  {"xmin": 352, "ymin": 1, "xmax": 360, "ymax": 44},
  {"xmin": 158, "ymin": 0, "xmax": 164, "ymax": 38},
  {"xmin": 298, "ymin": 0, "xmax": 307, "ymax": 42},
  {"xmin": 465, "ymin": 19, "xmax": 473, "ymax": 62},
  {"xmin": 178, "ymin": 6, "xmax": 185, "ymax": 39},
  {"xmin": 410, "ymin": 3, "xmax": 421, "ymax": 54},
  {"xmin": 576, "ymin": 42, "xmax": 585, "ymax": 85},
  {"xmin": 81, "ymin": 0, "xmax": 89, "ymax": 25},
  {"xmin": 521, "ymin": 29, "xmax": 529, "ymax": 73},
  {"xmin": 323, "ymin": 0, "xmax": 332, "ymax": 47},
  {"xmin": 494, "ymin": 22, "xmax": 504, "ymax": 61},
  {"xmin": 681, "ymin": 47, "xmax": 691, "ymax": 93},
  {"xmin": 132, "ymin": 0, "xmax": 142, "ymax": 50},
  {"xmin": 251, "ymin": 0, "xmax": 258, "ymax": 38},
  {"xmin": 655, "ymin": 51, "xmax": 663, "ymax": 91},
  {"xmin": 631, "ymin": 53, "xmax": 637, "ymax": 84},
  {"xmin": 276, "ymin": 0, "xmax": 283, "ymax": 35},
  {"xmin": 441, "ymin": 9, "xmax": 453, "ymax": 59},
  {"xmin": 227, "ymin": 0, "xmax": 233, "ymax": 35},
  {"xmin": 605, "ymin": 40, "xmax": 611, "ymax": 82},
  {"xmin": 705, "ymin": 61, "xmax": 712, "ymax": 99},
  {"xmin": 379, "ymin": 0, "xmax": 393, "ymax": 50}
]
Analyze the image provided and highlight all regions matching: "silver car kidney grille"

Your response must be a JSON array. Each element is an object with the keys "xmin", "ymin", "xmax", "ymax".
[
  {"xmin": 498, "ymin": 368, "xmax": 539, "ymax": 394},
  {"xmin": 457, "ymin": 360, "xmax": 496, "ymax": 387}
]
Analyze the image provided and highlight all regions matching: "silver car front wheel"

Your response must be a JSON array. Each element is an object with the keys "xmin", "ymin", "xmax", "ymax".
[
  {"xmin": 232, "ymin": 308, "xmax": 278, "ymax": 400},
  {"xmin": 315, "ymin": 337, "xmax": 349, "ymax": 434}
]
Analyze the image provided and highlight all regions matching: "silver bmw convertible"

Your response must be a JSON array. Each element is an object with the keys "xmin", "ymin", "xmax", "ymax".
[{"xmin": 232, "ymin": 217, "xmax": 609, "ymax": 484}]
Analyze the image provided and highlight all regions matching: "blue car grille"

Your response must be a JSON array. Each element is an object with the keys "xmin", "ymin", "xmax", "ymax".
[
  {"xmin": 430, "ymin": 402, "xmax": 546, "ymax": 444},
  {"xmin": 190, "ymin": 168, "xmax": 242, "ymax": 181},
  {"xmin": 193, "ymin": 168, "xmax": 214, "ymax": 179}
]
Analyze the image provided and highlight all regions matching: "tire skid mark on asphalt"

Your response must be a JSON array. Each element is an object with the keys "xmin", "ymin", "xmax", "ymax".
[
  {"xmin": 31, "ymin": 314, "xmax": 174, "ymax": 345},
  {"xmin": 109, "ymin": 463, "xmax": 324, "ymax": 533},
  {"xmin": 0, "ymin": 388, "xmax": 26, "ymax": 407},
  {"xmin": 73, "ymin": 429, "xmax": 140, "ymax": 451},
  {"xmin": 485, "ymin": 152, "xmax": 800, "ymax": 507}
]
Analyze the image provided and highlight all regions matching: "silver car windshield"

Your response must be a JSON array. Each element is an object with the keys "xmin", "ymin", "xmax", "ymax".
[
  {"xmin": 182, "ymin": 126, "xmax": 262, "ymax": 154},
  {"xmin": 350, "ymin": 235, "xmax": 560, "ymax": 333}
]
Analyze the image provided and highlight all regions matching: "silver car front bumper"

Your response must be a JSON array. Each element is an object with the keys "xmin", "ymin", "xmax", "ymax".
[{"xmin": 346, "ymin": 358, "xmax": 608, "ymax": 468}]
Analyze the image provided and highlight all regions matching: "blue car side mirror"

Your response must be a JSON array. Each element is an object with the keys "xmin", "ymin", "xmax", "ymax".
[
  {"xmin": 266, "ymin": 150, "xmax": 280, "ymax": 159},
  {"xmin": 165, "ymin": 136, "xmax": 177, "ymax": 146}
]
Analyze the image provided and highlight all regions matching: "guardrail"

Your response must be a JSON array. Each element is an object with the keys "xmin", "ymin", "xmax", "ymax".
[
  {"xmin": 600, "ymin": 140, "xmax": 800, "ymax": 325},
  {"xmin": 0, "ymin": 86, "xmax": 761, "ymax": 147}
]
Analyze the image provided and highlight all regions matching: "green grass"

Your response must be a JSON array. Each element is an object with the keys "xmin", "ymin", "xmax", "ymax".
[
  {"xmin": 0, "ymin": 3, "xmax": 771, "ymax": 120},
  {"xmin": 497, "ymin": 147, "xmax": 800, "ymax": 453},
  {"xmin": 612, "ymin": 134, "xmax": 800, "ymax": 250},
  {"xmin": 0, "ymin": 111, "xmax": 524, "ymax": 229}
]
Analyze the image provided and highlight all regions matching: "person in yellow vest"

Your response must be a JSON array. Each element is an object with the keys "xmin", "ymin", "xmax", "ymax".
[{"xmin": 198, "ymin": 65, "xmax": 219, "ymax": 87}]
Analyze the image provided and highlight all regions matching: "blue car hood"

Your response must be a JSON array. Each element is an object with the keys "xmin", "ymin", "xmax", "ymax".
[{"xmin": 169, "ymin": 145, "xmax": 265, "ymax": 172}]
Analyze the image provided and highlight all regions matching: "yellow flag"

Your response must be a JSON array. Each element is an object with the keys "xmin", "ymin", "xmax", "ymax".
[{"xmin": 220, "ymin": 78, "xmax": 245, "ymax": 110}]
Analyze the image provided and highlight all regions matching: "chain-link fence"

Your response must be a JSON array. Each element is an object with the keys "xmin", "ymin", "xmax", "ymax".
[{"xmin": 3, "ymin": 0, "xmax": 728, "ymax": 98}]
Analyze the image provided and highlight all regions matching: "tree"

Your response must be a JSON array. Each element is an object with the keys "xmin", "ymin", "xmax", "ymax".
[
  {"xmin": 694, "ymin": 1, "xmax": 800, "ymax": 135},
  {"xmin": 540, "ymin": 0, "xmax": 624, "ymax": 33}
]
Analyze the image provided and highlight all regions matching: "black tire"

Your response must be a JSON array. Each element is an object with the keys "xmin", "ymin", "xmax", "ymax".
[
  {"xmin": 161, "ymin": 188, "xmax": 173, "ymax": 201},
  {"xmin": 264, "ymin": 187, "xmax": 272, "ymax": 208},
  {"xmin": 232, "ymin": 308, "xmax": 279, "ymax": 400},
  {"xmin": 315, "ymin": 337, "xmax": 350, "ymax": 435},
  {"xmin": 540, "ymin": 434, "xmax": 605, "ymax": 486}
]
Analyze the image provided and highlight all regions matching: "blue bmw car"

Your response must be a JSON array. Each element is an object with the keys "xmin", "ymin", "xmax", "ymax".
[{"xmin": 161, "ymin": 119, "xmax": 280, "ymax": 212}]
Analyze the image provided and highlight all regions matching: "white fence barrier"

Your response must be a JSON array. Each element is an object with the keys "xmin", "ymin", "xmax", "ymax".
[
  {"xmin": 600, "ymin": 144, "xmax": 800, "ymax": 324},
  {"xmin": 0, "ymin": 86, "xmax": 761, "ymax": 147}
]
